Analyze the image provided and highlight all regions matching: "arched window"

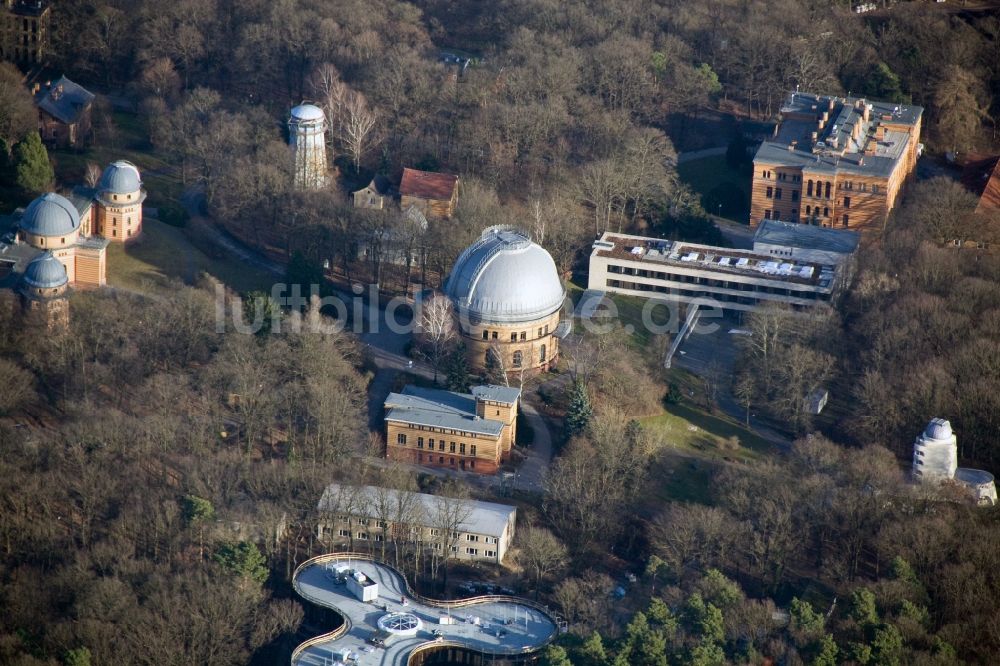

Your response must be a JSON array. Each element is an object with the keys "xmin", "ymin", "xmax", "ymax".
[
  {"xmin": 512, "ymin": 350, "xmax": 523, "ymax": 368},
  {"xmin": 539, "ymin": 344, "xmax": 546, "ymax": 363},
  {"xmin": 807, "ymin": 180, "xmax": 813, "ymax": 197}
]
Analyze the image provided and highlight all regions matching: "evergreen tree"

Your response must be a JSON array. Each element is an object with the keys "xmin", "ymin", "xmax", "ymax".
[
  {"xmin": 540, "ymin": 644, "xmax": 573, "ymax": 666},
  {"xmin": 580, "ymin": 631, "xmax": 607, "ymax": 666},
  {"xmin": 63, "ymin": 648, "xmax": 92, "ymax": 666},
  {"xmin": 812, "ymin": 635, "xmax": 838, "ymax": 666},
  {"xmin": 13, "ymin": 132, "xmax": 53, "ymax": 194},
  {"xmin": 444, "ymin": 342, "xmax": 472, "ymax": 392},
  {"xmin": 285, "ymin": 250, "xmax": 325, "ymax": 302},
  {"xmin": 214, "ymin": 541, "xmax": 268, "ymax": 585},
  {"xmin": 850, "ymin": 589, "xmax": 880, "ymax": 630},
  {"xmin": 565, "ymin": 380, "xmax": 593, "ymax": 440}
]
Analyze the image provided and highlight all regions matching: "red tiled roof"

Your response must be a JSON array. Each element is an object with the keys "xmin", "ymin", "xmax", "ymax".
[
  {"xmin": 961, "ymin": 155, "xmax": 1000, "ymax": 213},
  {"xmin": 399, "ymin": 168, "xmax": 458, "ymax": 201}
]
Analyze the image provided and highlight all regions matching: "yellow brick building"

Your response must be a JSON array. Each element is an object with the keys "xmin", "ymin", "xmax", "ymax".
[{"xmin": 385, "ymin": 385, "xmax": 520, "ymax": 475}]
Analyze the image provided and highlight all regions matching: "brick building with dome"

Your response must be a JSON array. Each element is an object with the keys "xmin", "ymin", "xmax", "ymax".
[
  {"xmin": 443, "ymin": 226, "xmax": 566, "ymax": 374},
  {"xmin": 0, "ymin": 160, "xmax": 146, "ymax": 326}
]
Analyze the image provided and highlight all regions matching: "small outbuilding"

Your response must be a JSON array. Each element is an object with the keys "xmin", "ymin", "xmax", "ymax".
[
  {"xmin": 399, "ymin": 167, "xmax": 459, "ymax": 219},
  {"xmin": 34, "ymin": 75, "xmax": 94, "ymax": 149},
  {"xmin": 352, "ymin": 174, "xmax": 393, "ymax": 210}
]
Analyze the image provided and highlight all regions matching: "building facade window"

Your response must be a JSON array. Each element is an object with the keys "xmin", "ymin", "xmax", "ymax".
[
  {"xmin": 843, "ymin": 196, "xmax": 851, "ymax": 209},
  {"xmin": 450, "ymin": 441, "xmax": 456, "ymax": 453},
  {"xmin": 491, "ymin": 331, "xmax": 498, "ymax": 340},
  {"xmin": 417, "ymin": 437, "xmax": 424, "ymax": 448},
  {"xmin": 775, "ymin": 188, "xmax": 782, "ymax": 200},
  {"xmin": 485, "ymin": 550, "xmax": 496, "ymax": 558},
  {"xmin": 512, "ymin": 350, "xmax": 523, "ymax": 367},
  {"xmin": 470, "ymin": 444, "xmax": 477, "ymax": 456},
  {"xmin": 482, "ymin": 330, "xmax": 489, "ymax": 339},
  {"xmin": 540, "ymin": 344, "xmax": 546, "ymax": 363},
  {"xmin": 766, "ymin": 186, "xmax": 773, "ymax": 198},
  {"xmin": 843, "ymin": 214, "xmax": 849, "ymax": 227},
  {"xmin": 397, "ymin": 433, "xmax": 407, "ymax": 445}
]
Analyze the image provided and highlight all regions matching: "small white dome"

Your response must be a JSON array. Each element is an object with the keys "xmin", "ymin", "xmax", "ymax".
[
  {"xmin": 290, "ymin": 104, "xmax": 325, "ymax": 122},
  {"xmin": 924, "ymin": 418, "xmax": 953, "ymax": 441}
]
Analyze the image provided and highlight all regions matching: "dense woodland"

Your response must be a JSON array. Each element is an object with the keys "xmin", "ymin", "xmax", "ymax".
[{"xmin": 4, "ymin": 1, "xmax": 1000, "ymax": 665}]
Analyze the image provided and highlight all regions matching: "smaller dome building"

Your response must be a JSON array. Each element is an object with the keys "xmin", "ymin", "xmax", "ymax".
[
  {"xmin": 913, "ymin": 418, "xmax": 997, "ymax": 506},
  {"xmin": 18, "ymin": 251, "xmax": 70, "ymax": 330},
  {"xmin": 444, "ymin": 226, "xmax": 565, "ymax": 373},
  {"xmin": 94, "ymin": 160, "xmax": 146, "ymax": 241}
]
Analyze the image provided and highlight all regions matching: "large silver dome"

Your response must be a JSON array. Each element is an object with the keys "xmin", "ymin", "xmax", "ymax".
[
  {"xmin": 23, "ymin": 251, "xmax": 68, "ymax": 289},
  {"xmin": 445, "ymin": 226, "xmax": 565, "ymax": 324},
  {"xmin": 98, "ymin": 160, "xmax": 142, "ymax": 194},
  {"xmin": 20, "ymin": 193, "xmax": 81, "ymax": 237}
]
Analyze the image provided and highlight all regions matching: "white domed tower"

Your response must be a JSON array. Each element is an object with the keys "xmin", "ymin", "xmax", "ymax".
[
  {"xmin": 19, "ymin": 251, "xmax": 70, "ymax": 330},
  {"xmin": 96, "ymin": 160, "xmax": 146, "ymax": 241},
  {"xmin": 288, "ymin": 103, "xmax": 328, "ymax": 190},
  {"xmin": 913, "ymin": 418, "xmax": 958, "ymax": 482},
  {"xmin": 445, "ymin": 226, "xmax": 565, "ymax": 373}
]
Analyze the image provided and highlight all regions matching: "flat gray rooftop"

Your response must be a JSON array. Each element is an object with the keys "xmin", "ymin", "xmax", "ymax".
[
  {"xmin": 317, "ymin": 484, "xmax": 516, "ymax": 539},
  {"xmin": 753, "ymin": 220, "xmax": 860, "ymax": 255},
  {"xmin": 293, "ymin": 558, "xmax": 556, "ymax": 666},
  {"xmin": 384, "ymin": 386, "xmax": 505, "ymax": 437}
]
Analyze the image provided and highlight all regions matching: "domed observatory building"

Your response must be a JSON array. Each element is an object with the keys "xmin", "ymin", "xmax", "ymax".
[
  {"xmin": 912, "ymin": 418, "xmax": 958, "ymax": 482},
  {"xmin": 19, "ymin": 251, "xmax": 70, "ymax": 329},
  {"xmin": 16, "ymin": 192, "xmax": 107, "ymax": 286},
  {"xmin": 94, "ymin": 160, "xmax": 146, "ymax": 241},
  {"xmin": 913, "ymin": 418, "xmax": 997, "ymax": 506},
  {"xmin": 288, "ymin": 103, "xmax": 328, "ymax": 190},
  {"xmin": 445, "ymin": 226, "xmax": 565, "ymax": 374}
]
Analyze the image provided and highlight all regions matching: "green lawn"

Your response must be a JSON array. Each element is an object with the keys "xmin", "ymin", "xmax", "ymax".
[
  {"xmin": 644, "ymin": 453, "xmax": 718, "ymax": 505},
  {"xmin": 642, "ymin": 401, "xmax": 774, "ymax": 462},
  {"xmin": 678, "ymin": 154, "xmax": 752, "ymax": 223},
  {"xmin": 565, "ymin": 279, "xmax": 678, "ymax": 348},
  {"xmin": 107, "ymin": 219, "xmax": 274, "ymax": 295}
]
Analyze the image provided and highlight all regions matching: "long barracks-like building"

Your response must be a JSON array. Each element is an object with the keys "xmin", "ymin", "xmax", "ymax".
[{"xmin": 750, "ymin": 91, "xmax": 923, "ymax": 233}]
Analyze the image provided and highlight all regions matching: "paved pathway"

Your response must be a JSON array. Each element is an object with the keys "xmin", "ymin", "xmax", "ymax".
[
  {"xmin": 293, "ymin": 556, "xmax": 556, "ymax": 666},
  {"xmin": 677, "ymin": 145, "xmax": 728, "ymax": 164}
]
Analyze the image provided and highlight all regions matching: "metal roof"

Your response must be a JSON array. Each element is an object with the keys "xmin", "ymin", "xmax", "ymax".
[
  {"xmin": 470, "ymin": 385, "xmax": 521, "ymax": 404},
  {"xmin": 753, "ymin": 220, "xmax": 860, "ymax": 255},
  {"xmin": 384, "ymin": 385, "xmax": 506, "ymax": 437},
  {"xmin": 317, "ymin": 483, "xmax": 517, "ymax": 539},
  {"xmin": 98, "ymin": 160, "xmax": 142, "ymax": 194},
  {"xmin": 400, "ymin": 167, "xmax": 458, "ymax": 201},
  {"xmin": 35, "ymin": 75, "xmax": 94, "ymax": 125},
  {"xmin": 445, "ymin": 226, "xmax": 565, "ymax": 324},
  {"xmin": 290, "ymin": 103, "xmax": 325, "ymax": 122},
  {"xmin": 22, "ymin": 251, "xmax": 67, "ymax": 289},
  {"xmin": 19, "ymin": 193, "xmax": 81, "ymax": 236}
]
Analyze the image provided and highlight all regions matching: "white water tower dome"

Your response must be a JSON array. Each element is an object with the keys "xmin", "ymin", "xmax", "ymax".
[
  {"xmin": 20, "ymin": 193, "xmax": 81, "ymax": 237},
  {"xmin": 98, "ymin": 160, "xmax": 142, "ymax": 194},
  {"xmin": 924, "ymin": 418, "xmax": 952, "ymax": 441},
  {"xmin": 290, "ymin": 103, "xmax": 325, "ymax": 122}
]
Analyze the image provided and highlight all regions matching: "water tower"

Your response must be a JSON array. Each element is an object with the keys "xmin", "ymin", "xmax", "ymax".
[{"xmin": 288, "ymin": 103, "xmax": 328, "ymax": 190}]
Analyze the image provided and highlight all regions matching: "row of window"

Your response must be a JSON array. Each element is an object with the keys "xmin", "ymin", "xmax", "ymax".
[
  {"xmin": 418, "ymin": 453, "xmax": 477, "ymax": 468},
  {"xmin": 397, "ymin": 434, "xmax": 480, "ymax": 456},
  {"xmin": 396, "ymin": 423, "xmax": 484, "ymax": 438},
  {"xmin": 765, "ymin": 186, "xmax": 799, "ymax": 202},
  {"xmin": 761, "ymin": 208, "xmax": 850, "ymax": 227},
  {"xmin": 481, "ymin": 324, "xmax": 550, "ymax": 341},
  {"xmin": 760, "ymin": 171, "xmax": 802, "ymax": 183},
  {"xmin": 606, "ymin": 269, "xmax": 830, "ymax": 300}
]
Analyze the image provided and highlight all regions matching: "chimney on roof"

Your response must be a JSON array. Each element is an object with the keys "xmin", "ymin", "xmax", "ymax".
[
  {"xmin": 788, "ymin": 140, "xmax": 797, "ymax": 151},
  {"xmin": 811, "ymin": 131, "xmax": 818, "ymax": 144},
  {"xmin": 818, "ymin": 119, "xmax": 825, "ymax": 130},
  {"xmin": 821, "ymin": 110, "xmax": 829, "ymax": 122},
  {"xmin": 828, "ymin": 98, "xmax": 835, "ymax": 111},
  {"xmin": 31, "ymin": 82, "xmax": 39, "ymax": 94},
  {"xmin": 875, "ymin": 125, "xmax": 885, "ymax": 140},
  {"xmin": 863, "ymin": 104, "xmax": 871, "ymax": 122}
]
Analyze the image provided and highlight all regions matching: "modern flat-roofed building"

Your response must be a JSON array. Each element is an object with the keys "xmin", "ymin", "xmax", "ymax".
[
  {"xmin": 752, "ymin": 219, "xmax": 861, "ymax": 265},
  {"xmin": 316, "ymin": 483, "xmax": 517, "ymax": 563},
  {"xmin": 588, "ymin": 230, "xmax": 857, "ymax": 312},
  {"xmin": 384, "ymin": 384, "xmax": 520, "ymax": 475},
  {"xmin": 750, "ymin": 91, "xmax": 922, "ymax": 232}
]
